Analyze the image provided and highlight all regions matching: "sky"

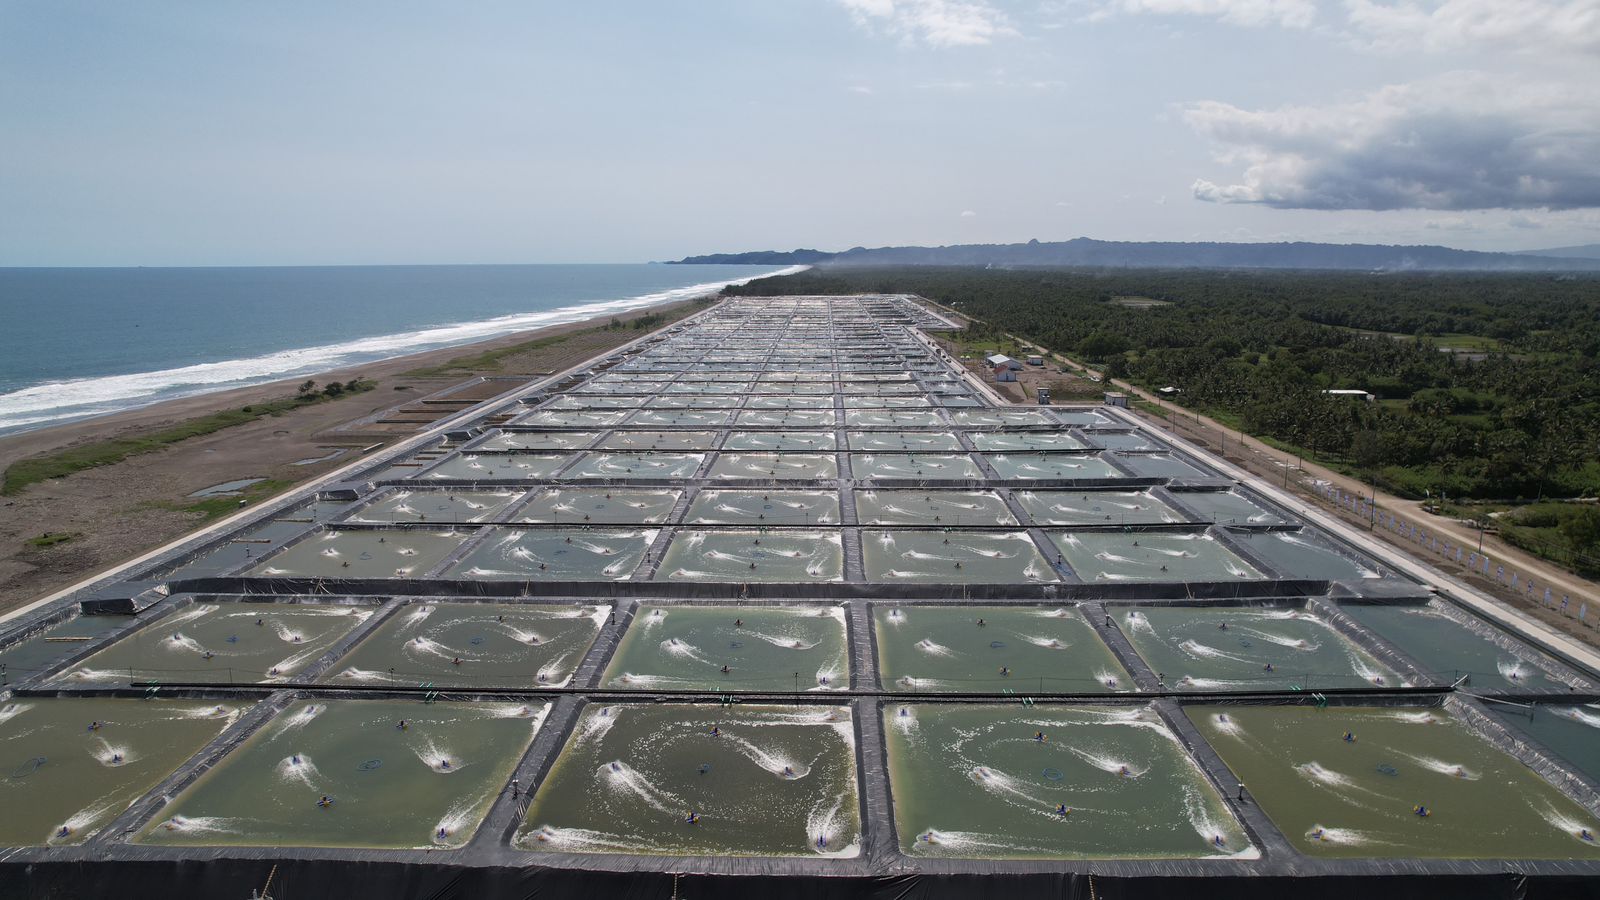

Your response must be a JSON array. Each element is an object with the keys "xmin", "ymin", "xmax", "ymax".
[{"xmin": 2, "ymin": 0, "xmax": 1597, "ymax": 266}]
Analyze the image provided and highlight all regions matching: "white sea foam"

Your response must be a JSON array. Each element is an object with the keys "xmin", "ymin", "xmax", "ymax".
[{"xmin": 0, "ymin": 266, "xmax": 803, "ymax": 434}]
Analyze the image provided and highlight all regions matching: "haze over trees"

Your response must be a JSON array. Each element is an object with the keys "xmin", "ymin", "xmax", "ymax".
[{"xmin": 728, "ymin": 267, "xmax": 1600, "ymax": 518}]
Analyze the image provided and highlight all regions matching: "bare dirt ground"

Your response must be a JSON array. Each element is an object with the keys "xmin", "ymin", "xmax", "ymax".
[{"xmin": 0, "ymin": 301, "xmax": 702, "ymax": 615}]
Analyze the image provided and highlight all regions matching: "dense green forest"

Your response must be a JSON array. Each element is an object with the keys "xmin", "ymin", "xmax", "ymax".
[{"xmin": 728, "ymin": 267, "xmax": 1600, "ymax": 509}]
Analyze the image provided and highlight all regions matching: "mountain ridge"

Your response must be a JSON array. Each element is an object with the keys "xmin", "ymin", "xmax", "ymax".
[{"xmin": 669, "ymin": 237, "xmax": 1600, "ymax": 271}]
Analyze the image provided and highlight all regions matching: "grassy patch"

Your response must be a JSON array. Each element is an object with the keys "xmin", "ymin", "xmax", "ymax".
[
  {"xmin": 145, "ymin": 478, "xmax": 296, "ymax": 523},
  {"xmin": 1433, "ymin": 332, "xmax": 1503, "ymax": 351},
  {"xmin": 1109, "ymin": 295, "xmax": 1171, "ymax": 308},
  {"xmin": 404, "ymin": 329, "xmax": 585, "ymax": 378},
  {"xmin": 1, "ymin": 382, "xmax": 373, "ymax": 497},
  {"xmin": 25, "ymin": 531, "xmax": 81, "ymax": 549}
]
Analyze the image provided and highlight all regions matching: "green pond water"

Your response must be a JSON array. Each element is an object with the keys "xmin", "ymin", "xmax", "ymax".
[
  {"xmin": 684, "ymin": 489, "xmax": 840, "ymax": 525},
  {"xmin": 515, "ymin": 487, "xmax": 680, "ymax": 524},
  {"xmin": 875, "ymin": 606, "xmax": 1129, "ymax": 692},
  {"xmin": 423, "ymin": 452, "xmax": 572, "ymax": 481},
  {"xmin": 250, "ymin": 529, "xmax": 469, "ymax": 578},
  {"xmin": 885, "ymin": 704, "xmax": 1252, "ymax": 859},
  {"xmin": 969, "ymin": 433, "xmax": 1088, "ymax": 452},
  {"xmin": 855, "ymin": 490, "xmax": 1017, "ymax": 526},
  {"xmin": 474, "ymin": 431, "xmax": 597, "ymax": 451},
  {"xmin": 446, "ymin": 528, "xmax": 655, "ymax": 580},
  {"xmin": 843, "ymin": 396, "xmax": 930, "ymax": 408},
  {"xmin": 950, "ymin": 410, "xmax": 1054, "ymax": 428},
  {"xmin": 347, "ymin": 489, "xmax": 521, "ymax": 524},
  {"xmin": 844, "ymin": 410, "xmax": 942, "ymax": 428},
  {"xmin": 0, "ymin": 697, "xmax": 246, "ymax": 846},
  {"xmin": 517, "ymin": 703, "xmax": 861, "ymax": 857},
  {"xmin": 655, "ymin": 395, "xmax": 740, "ymax": 409},
  {"xmin": 723, "ymin": 431, "xmax": 837, "ymax": 451},
  {"xmin": 1227, "ymin": 530, "xmax": 1385, "ymax": 582},
  {"xmin": 597, "ymin": 430, "xmax": 719, "ymax": 450},
  {"xmin": 709, "ymin": 453, "xmax": 839, "ymax": 480},
  {"xmin": 1014, "ymin": 490, "xmax": 1183, "ymax": 526},
  {"xmin": 322, "ymin": 602, "xmax": 607, "ymax": 688},
  {"xmin": 984, "ymin": 454, "xmax": 1125, "ymax": 480},
  {"xmin": 746, "ymin": 395, "xmax": 832, "ymax": 409},
  {"xmin": 603, "ymin": 604, "xmax": 848, "ymax": 691},
  {"xmin": 1113, "ymin": 454, "xmax": 1213, "ymax": 479},
  {"xmin": 0, "ymin": 614, "xmax": 129, "ymax": 684},
  {"xmin": 1195, "ymin": 704, "xmax": 1600, "ymax": 858},
  {"xmin": 748, "ymin": 382, "xmax": 829, "ymax": 395},
  {"xmin": 863, "ymin": 530, "xmax": 1058, "ymax": 583},
  {"xmin": 853, "ymin": 453, "xmax": 982, "ymax": 480},
  {"xmin": 625, "ymin": 410, "xmax": 732, "ymax": 428},
  {"xmin": 737, "ymin": 410, "xmax": 837, "ymax": 428},
  {"xmin": 657, "ymin": 530, "xmax": 844, "ymax": 582},
  {"xmin": 1121, "ymin": 606, "xmax": 1397, "ymax": 691},
  {"xmin": 544, "ymin": 395, "xmax": 644, "ymax": 409},
  {"xmin": 1489, "ymin": 704, "xmax": 1600, "ymax": 785},
  {"xmin": 518, "ymin": 409, "xmax": 630, "ymax": 427},
  {"xmin": 138, "ymin": 699, "xmax": 544, "ymax": 849},
  {"xmin": 157, "ymin": 519, "xmax": 334, "ymax": 579},
  {"xmin": 566, "ymin": 451, "xmax": 704, "ymax": 479},
  {"xmin": 664, "ymin": 381, "xmax": 753, "ymax": 394},
  {"xmin": 1090, "ymin": 432, "xmax": 1166, "ymax": 452},
  {"xmin": 53, "ymin": 602, "xmax": 371, "ymax": 685},
  {"xmin": 1337, "ymin": 602, "xmax": 1571, "ymax": 690},
  {"xmin": 1050, "ymin": 531, "xmax": 1261, "ymax": 582},
  {"xmin": 848, "ymin": 432, "xmax": 962, "ymax": 452},
  {"xmin": 1172, "ymin": 490, "xmax": 1287, "ymax": 526},
  {"xmin": 1054, "ymin": 411, "xmax": 1117, "ymax": 427}
]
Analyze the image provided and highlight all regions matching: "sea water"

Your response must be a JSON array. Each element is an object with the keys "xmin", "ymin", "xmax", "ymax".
[{"xmin": 0, "ymin": 263, "xmax": 792, "ymax": 434}]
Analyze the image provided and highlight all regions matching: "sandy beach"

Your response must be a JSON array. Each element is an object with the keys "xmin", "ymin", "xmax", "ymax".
[{"xmin": 0, "ymin": 296, "xmax": 710, "ymax": 614}]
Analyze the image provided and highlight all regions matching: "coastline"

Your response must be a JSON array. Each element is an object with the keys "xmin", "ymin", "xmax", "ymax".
[
  {"xmin": 0, "ymin": 291, "xmax": 729, "ymax": 614},
  {"xmin": 0, "ymin": 264, "xmax": 806, "ymax": 442},
  {"xmin": 0, "ymin": 297, "xmax": 691, "ymax": 472}
]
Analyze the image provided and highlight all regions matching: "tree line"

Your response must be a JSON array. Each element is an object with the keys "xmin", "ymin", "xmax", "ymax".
[{"xmin": 727, "ymin": 266, "xmax": 1600, "ymax": 504}]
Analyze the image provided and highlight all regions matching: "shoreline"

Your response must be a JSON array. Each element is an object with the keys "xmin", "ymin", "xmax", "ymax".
[
  {"xmin": 0, "ymin": 295, "xmax": 712, "ymax": 473},
  {"xmin": 0, "ymin": 292, "xmax": 730, "ymax": 614},
  {"xmin": 0, "ymin": 263, "xmax": 806, "ymax": 444}
]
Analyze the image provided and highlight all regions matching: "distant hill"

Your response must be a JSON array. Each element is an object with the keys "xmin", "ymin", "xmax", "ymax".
[
  {"xmin": 671, "ymin": 248, "xmax": 838, "ymax": 265},
  {"xmin": 1515, "ymin": 243, "xmax": 1600, "ymax": 260},
  {"xmin": 668, "ymin": 237, "xmax": 1600, "ymax": 271}
]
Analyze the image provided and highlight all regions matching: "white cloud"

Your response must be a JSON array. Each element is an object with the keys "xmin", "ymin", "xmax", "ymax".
[
  {"xmin": 1344, "ymin": 0, "xmax": 1600, "ymax": 56},
  {"xmin": 1065, "ymin": 0, "xmax": 1318, "ymax": 28},
  {"xmin": 837, "ymin": 0, "xmax": 1017, "ymax": 46},
  {"xmin": 1121, "ymin": 0, "xmax": 1316, "ymax": 27},
  {"xmin": 960, "ymin": 209, "xmax": 978, "ymax": 216},
  {"xmin": 847, "ymin": 85, "xmax": 874, "ymax": 94},
  {"xmin": 1185, "ymin": 75, "xmax": 1600, "ymax": 210}
]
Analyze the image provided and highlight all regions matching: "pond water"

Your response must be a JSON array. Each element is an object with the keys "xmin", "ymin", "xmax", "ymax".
[
  {"xmin": 885, "ymin": 704, "xmax": 1251, "ymax": 859},
  {"xmin": 517, "ymin": 703, "xmax": 860, "ymax": 857},
  {"xmin": 1195, "ymin": 704, "xmax": 1600, "ymax": 858},
  {"xmin": 603, "ymin": 604, "xmax": 848, "ymax": 691}
]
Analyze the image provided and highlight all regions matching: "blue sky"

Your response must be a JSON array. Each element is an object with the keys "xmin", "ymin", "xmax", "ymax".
[{"xmin": 2, "ymin": 1, "xmax": 1596, "ymax": 265}]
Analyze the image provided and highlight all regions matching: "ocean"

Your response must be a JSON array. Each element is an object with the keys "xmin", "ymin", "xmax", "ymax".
[{"xmin": 0, "ymin": 263, "xmax": 795, "ymax": 436}]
